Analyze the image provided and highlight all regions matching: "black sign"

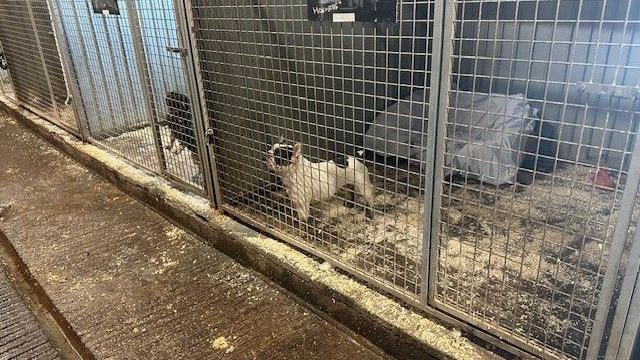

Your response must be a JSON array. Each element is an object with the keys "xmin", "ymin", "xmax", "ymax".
[
  {"xmin": 92, "ymin": 0, "xmax": 119, "ymax": 15},
  {"xmin": 308, "ymin": 0, "xmax": 396, "ymax": 23}
]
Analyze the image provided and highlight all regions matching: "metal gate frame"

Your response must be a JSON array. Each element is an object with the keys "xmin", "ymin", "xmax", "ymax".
[
  {"xmin": 418, "ymin": 2, "xmax": 548, "ymax": 358},
  {"xmin": 182, "ymin": 0, "xmax": 437, "ymax": 308},
  {"xmin": 173, "ymin": 0, "xmax": 217, "ymax": 204},
  {"xmin": 422, "ymin": 1, "xmax": 640, "ymax": 360}
]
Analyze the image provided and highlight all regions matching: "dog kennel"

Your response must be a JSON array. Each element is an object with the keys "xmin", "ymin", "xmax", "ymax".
[
  {"xmin": 1, "ymin": 0, "xmax": 639, "ymax": 358},
  {"xmin": 51, "ymin": 0, "xmax": 211, "ymax": 192},
  {"xmin": 186, "ymin": 0, "xmax": 640, "ymax": 358}
]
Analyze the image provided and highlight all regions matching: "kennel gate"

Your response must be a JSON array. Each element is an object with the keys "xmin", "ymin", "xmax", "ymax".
[
  {"xmin": 186, "ymin": 0, "xmax": 640, "ymax": 359},
  {"xmin": 429, "ymin": 1, "xmax": 640, "ymax": 359},
  {"xmin": 0, "ymin": 0, "xmax": 82, "ymax": 135},
  {"xmin": 51, "ymin": 0, "xmax": 213, "ymax": 195}
]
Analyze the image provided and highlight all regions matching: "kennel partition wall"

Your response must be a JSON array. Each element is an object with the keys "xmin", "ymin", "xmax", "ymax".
[{"xmin": 188, "ymin": 0, "xmax": 640, "ymax": 359}]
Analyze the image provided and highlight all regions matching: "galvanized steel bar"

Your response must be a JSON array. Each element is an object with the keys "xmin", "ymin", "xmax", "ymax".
[
  {"xmin": 616, "ymin": 268, "xmax": 640, "ymax": 360},
  {"xmin": 47, "ymin": 0, "xmax": 89, "ymax": 138},
  {"xmin": 587, "ymin": 136, "xmax": 640, "ymax": 358},
  {"xmin": 182, "ymin": 0, "xmax": 223, "ymax": 206},
  {"xmin": 422, "ymin": 0, "xmax": 456, "ymax": 305},
  {"xmin": 605, "ymin": 218, "xmax": 640, "ymax": 359},
  {"xmin": 173, "ymin": 0, "xmax": 215, "ymax": 202}
]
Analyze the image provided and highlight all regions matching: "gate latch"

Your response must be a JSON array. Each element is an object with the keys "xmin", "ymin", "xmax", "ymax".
[
  {"xmin": 166, "ymin": 46, "xmax": 187, "ymax": 56},
  {"xmin": 205, "ymin": 128, "xmax": 215, "ymax": 145}
]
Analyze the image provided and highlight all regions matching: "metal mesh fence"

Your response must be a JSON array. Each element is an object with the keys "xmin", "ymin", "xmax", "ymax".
[
  {"xmin": 433, "ymin": 0, "xmax": 640, "ymax": 358},
  {"xmin": 0, "ymin": 0, "xmax": 77, "ymax": 131},
  {"xmin": 137, "ymin": 0, "xmax": 204, "ymax": 189},
  {"xmin": 1, "ymin": 0, "xmax": 640, "ymax": 358},
  {"xmin": 190, "ymin": 0, "xmax": 433, "ymax": 300},
  {"xmin": 54, "ymin": 0, "xmax": 205, "ymax": 191}
]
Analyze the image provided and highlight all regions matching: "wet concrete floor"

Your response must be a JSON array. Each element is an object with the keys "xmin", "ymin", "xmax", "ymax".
[{"xmin": 0, "ymin": 112, "xmax": 390, "ymax": 359}]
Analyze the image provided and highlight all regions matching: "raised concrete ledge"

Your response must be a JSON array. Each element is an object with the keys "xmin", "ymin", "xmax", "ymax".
[{"xmin": 0, "ymin": 97, "xmax": 502, "ymax": 360}]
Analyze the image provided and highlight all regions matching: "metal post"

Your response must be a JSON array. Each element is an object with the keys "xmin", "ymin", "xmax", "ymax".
[
  {"xmin": 68, "ymin": 0, "xmax": 103, "ymax": 137},
  {"xmin": 24, "ymin": 0, "xmax": 59, "ymax": 120},
  {"xmin": 172, "ymin": 0, "xmax": 216, "ymax": 200},
  {"xmin": 84, "ymin": 1, "xmax": 123, "ymax": 138},
  {"xmin": 605, "ymin": 217, "xmax": 640, "ymax": 359},
  {"xmin": 421, "ymin": 0, "xmax": 456, "ymax": 304},
  {"xmin": 616, "ymin": 268, "xmax": 640, "ymax": 360},
  {"xmin": 179, "ymin": 0, "xmax": 223, "ymax": 206},
  {"xmin": 100, "ymin": 14, "xmax": 129, "ymax": 130},
  {"xmin": 587, "ymin": 134, "xmax": 640, "ymax": 358},
  {"xmin": 125, "ymin": 0, "xmax": 167, "ymax": 174},
  {"xmin": 46, "ymin": 0, "xmax": 90, "ymax": 139}
]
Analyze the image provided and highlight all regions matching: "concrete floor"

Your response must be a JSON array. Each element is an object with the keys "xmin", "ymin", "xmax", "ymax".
[
  {"xmin": 0, "ymin": 267, "xmax": 62, "ymax": 360},
  {"xmin": 0, "ymin": 111, "xmax": 390, "ymax": 359}
]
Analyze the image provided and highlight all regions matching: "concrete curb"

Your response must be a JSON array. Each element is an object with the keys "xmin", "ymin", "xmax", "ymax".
[{"xmin": 0, "ymin": 98, "xmax": 503, "ymax": 360}]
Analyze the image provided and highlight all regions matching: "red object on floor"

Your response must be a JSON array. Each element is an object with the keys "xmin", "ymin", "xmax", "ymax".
[{"xmin": 588, "ymin": 168, "xmax": 616, "ymax": 190}]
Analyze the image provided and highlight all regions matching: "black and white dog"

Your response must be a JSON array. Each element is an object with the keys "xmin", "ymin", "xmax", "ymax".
[
  {"xmin": 265, "ymin": 141, "xmax": 375, "ymax": 221},
  {"xmin": 165, "ymin": 91, "xmax": 197, "ymax": 154},
  {"xmin": 0, "ymin": 51, "xmax": 7, "ymax": 70},
  {"xmin": 164, "ymin": 91, "xmax": 201, "ymax": 182}
]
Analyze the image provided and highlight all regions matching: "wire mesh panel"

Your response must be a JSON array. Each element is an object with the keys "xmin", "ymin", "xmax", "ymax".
[
  {"xmin": 190, "ymin": 0, "xmax": 434, "ymax": 300},
  {"xmin": 137, "ymin": 0, "xmax": 204, "ymax": 188},
  {"xmin": 0, "ymin": 0, "xmax": 77, "ymax": 130},
  {"xmin": 432, "ymin": 0, "xmax": 640, "ymax": 358},
  {"xmin": 54, "ymin": 0, "xmax": 205, "ymax": 191}
]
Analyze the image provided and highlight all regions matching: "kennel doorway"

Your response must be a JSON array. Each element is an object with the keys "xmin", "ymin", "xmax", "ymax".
[{"xmin": 53, "ymin": 0, "xmax": 211, "ymax": 193}]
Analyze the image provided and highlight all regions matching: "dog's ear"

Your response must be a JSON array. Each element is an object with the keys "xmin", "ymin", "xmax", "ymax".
[
  {"xmin": 292, "ymin": 142, "xmax": 303, "ymax": 165},
  {"xmin": 278, "ymin": 135, "xmax": 285, "ymax": 144}
]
